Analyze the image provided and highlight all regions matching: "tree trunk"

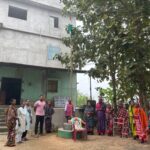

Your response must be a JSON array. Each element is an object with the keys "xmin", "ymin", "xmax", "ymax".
[
  {"xmin": 111, "ymin": 72, "xmax": 117, "ymax": 113},
  {"xmin": 139, "ymin": 86, "xmax": 148, "ymax": 112}
]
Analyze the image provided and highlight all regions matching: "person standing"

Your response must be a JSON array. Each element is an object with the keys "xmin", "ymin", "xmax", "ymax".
[
  {"xmin": 65, "ymin": 100, "xmax": 74, "ymax": 122},
  {"xmin": 148, "ymin": 102, "xmax": 150, "ymax": 134},
  {"xmin": 128, "ymin": 99, "xmax": 136, "ymax": 139},
  {"xmin": 22, "ymin": 100, "xmax": 32, "ymax": 141},
  {"xmin": 30, "ymin": 101, "xmax": 35, "ymax": 136},
  {"xmin": 96, "ymin": 97, "xmax": 106, "ymax": 135},
  {"xmin": 45, "ymin": 101, "xmax": 54, "ymax": 133},
  {"xmin": 117, "ymin": 102, "xmax": 129, "ymax": 137},
  {"xmin": 16, "ymin": 101, "xmax": 26, "ymax": 143},
  {"xmin": 84, "ymin": 101, "xmax": 95, "ymax": 134},
  {"xmin": 34, "ymin": 95, "xmax": 46, "ymax": 137},
  {"xmin": 5, "ymin": 99, "xmax": 17, "ymax": 147},
  {"xmin": 134, "ymin": 102, "xmax": 148, "ymax": 143},
  {"xmin": 106, "ymin": 104, "xmax": 114, "ymax": 136}
]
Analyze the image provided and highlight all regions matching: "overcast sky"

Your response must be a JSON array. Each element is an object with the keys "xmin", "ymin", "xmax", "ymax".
[
  {"xmin": 75, "ymin": 21, "xmax": 109, "ymax": 101},
  {"xmin": 77, "ymin": 64, "xmax": 109, "ymax": 102}
]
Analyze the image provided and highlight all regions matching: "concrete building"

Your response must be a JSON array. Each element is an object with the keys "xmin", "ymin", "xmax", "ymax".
[{"xmin": 0, "ymin": 0, "xmax": 77, "ymax": 108}]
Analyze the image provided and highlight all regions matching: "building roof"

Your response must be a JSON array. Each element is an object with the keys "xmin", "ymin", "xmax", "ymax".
[
  {"xmin": 9, "ymin": 0, "xmax": 63, "ymax": 12},
  {"xmin": 0, "ymin": 62, "xmax": 88, "ymax": 73}
]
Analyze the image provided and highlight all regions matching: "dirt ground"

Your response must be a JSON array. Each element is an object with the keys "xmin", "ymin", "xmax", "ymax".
[{"xmin": 0, "ymin": 134, "xmax": 150, "ymax": 150}]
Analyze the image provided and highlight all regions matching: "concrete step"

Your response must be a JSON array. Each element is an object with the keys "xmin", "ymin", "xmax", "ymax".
[
  {"xmin": 0, "ymin": 106, "xmax": 18, "ymax": 133},
  {"xmin": 0, "ymin": 126, "xmax": 7, "ymax": 133},
  {"xmin": 0, "ymin": 106, "xmax": 7, "ymax": 110},
  {"xmin": 0, "ymin": 122, "xmax": 6, "ymax": 126},
  {"xmin": 0, "ymin": 105, "xmax": 9, "ymax": 107},
  {"xmin": 0, "ymin": 109, "xmax": 5, "ymax": 112},
  {"xmin": 0, "ymin": 110, "xmax": 5, "ymax": 114},
  {"xmin": 0, "ymin": 112, "xmax": 6, "ymax": 117},
  {"xmin": 0, "ymin": 113, "xmax": 5, "ymax": 117},
  {"xmin": 0, "ymin": 119, "xmax": 5, "ymax": 122},
  {"xmin": 0, "ymin": 114, "xmax": 5, "ymax": 119},
  {"xmin": 57, "ymin": 128, "xmax": 73, "ymax": 139},
  {"xmin": 0, "ymin": 106, "xmax": 19, "ymax": 114},
  {"xmin": 0, "ymin": 132, "xmax": 7, "ymax": 135}
]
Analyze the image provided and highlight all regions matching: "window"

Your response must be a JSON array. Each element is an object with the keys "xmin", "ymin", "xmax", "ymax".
[
  {"xmin": 8, "ymin": 6, "xmax": 27, "ymax": 20},
  {"xmin": 48, "ymin": 80, "xmax": 58, "ymax": 93},
  {"xmin": 54, "ymin": 17, "xmax": 59, "ymax": 28},
  {"xmin": 50, "ymin": 16, "xmax": 59, "ymax": 28},
  {"xmin": 48, "ymin": 46, "xmax": 61, "ymax": 60}
]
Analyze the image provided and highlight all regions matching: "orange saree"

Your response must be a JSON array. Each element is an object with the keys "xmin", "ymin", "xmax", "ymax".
[{"xmin": 134, "ymin": 107, "xmax": 148, "ymax": 142}]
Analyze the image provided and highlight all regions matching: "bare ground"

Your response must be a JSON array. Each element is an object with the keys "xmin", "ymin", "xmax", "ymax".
[{"xmin": 0, "ymin": 134, "xmax": 150, "ymax": 150}]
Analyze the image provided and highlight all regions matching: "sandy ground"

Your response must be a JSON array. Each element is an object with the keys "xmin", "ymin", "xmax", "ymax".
[{"xmin": 0, "ymin": 134, "xmax": 150, "ymax": 150}]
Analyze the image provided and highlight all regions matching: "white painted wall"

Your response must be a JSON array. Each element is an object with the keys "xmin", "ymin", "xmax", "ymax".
[
  {"xmin": 0, "ymin": 0, "xmax": 76, "ymax": 68},
  {"xmin": 31, "ymin": 0, "xmax": 63, "ymax": 9},
  {"xmin": 0, "ymin": 0, "xmax": 75, "ymax": 37},
  {"xmin": 0, "ymin": 29, "xmax": 70, "ymax": 68}
]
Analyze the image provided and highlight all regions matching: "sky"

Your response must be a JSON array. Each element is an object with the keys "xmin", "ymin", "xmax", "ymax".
[
  {"xmin": 75, "ymin": 21, "xmax": 109, "ymax": 101},
  {"xmin": 77, "ymin": 64, "xmax": 109, "ymax": 102}
]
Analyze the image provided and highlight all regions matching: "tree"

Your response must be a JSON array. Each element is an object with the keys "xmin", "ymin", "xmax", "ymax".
[
  {"xmin": 96, "ymin": 87, "xmax": 113, "ymax": 104},
  {"xmin": 57, "ymin": 0, "xmax": 150, "ymax": 110},
  {"xmin": 77, "ymin": 91, "xmax": 88, "ymax": 107},
  {"xmin": 119, "ymin": 0, "xmax": 150, "ymax": 109},
  {"xmin": 58, "ymin": 0, "xmax": 126, "ymax": 111}
]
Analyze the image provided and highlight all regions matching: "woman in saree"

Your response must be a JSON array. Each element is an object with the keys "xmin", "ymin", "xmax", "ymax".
[
  {"xmin": 65, "ymin": 100, "xmax": 74, "ymax": 122},
  {"xmin": 134, "ymin": 102, "xmax": 148, "ymax": 143},
  {"xmin": 106, "ymin": 104, "xmax": 114, "ymax": 136},
  {"xmin": 117, "ymin": 102, "xmax": 129, "ymax": 137},
  {"xmin": 5, "ymin": 99, "xmax": 17, "ymax": 147},
  {"xmin": 96, "ymin": 97, "xmax": 106, "ymax": 135},
  {"xmin": 148, "ymin": 102, "xmax": 150, "ymax": 134},
  {"xmin": 45, "ymin": 101, "xmax": 54, "ymax": 133},
  {"xmin": 84, "ymin": 101, "xmax": 95, "ymax": 134},
  {"xmin": 128, "ymin": 99, "xmax": 137, "ymax": 139}
]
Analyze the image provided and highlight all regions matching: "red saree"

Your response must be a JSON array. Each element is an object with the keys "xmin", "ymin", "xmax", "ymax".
[{"xmin": 134, "ymin": 107, "xmax": 148, "ymax": 142}]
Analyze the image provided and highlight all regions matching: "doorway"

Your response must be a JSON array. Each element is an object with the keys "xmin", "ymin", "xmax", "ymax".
[{"xmin": 1, "ymin": 77, "xmax": 22, "ymax": 105}]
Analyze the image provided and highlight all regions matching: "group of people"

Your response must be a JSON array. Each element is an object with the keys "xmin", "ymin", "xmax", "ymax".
[
  {"xmin": 64, "ymin": 97, "xmax": 150, "ymax": 143},
  {"xmin": 4, "ymin": 95, "xmax": 150, "ymax": 147},
  {"xmin": 88, "ymin": 97, "xmax": 149, "ymax": 143},
  {"xmin": 5, "ymin": 95, "xmax": 54, "ymax": 147}
]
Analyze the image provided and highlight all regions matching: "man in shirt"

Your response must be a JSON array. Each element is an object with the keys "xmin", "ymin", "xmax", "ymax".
[{"xmin": 34, "ymin": 95, "xmax": 46, "ymax": 137}]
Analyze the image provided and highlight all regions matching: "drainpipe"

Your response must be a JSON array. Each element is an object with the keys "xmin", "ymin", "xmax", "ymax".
[
  {"xmin": 90, "ymin": 76, "xmax": 92, "ymax": 100},
  {"xmin": 45, "ymin": 69, "xmax": 48, "ymax": 99}
]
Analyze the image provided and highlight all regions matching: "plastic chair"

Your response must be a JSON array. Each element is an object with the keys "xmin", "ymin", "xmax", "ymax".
[
  {"xmin": 121, "ymin": 119, "xmax": 129, "ymax": 137},
  {"xmin": 113, "ymin": 117, "xmax": 125, "ymax": 137},
  {"xmin": 72, "ymin": 119, "xmax": 87, "ymax": 141}
]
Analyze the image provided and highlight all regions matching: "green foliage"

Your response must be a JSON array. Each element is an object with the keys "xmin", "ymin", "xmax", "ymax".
[
  {"xmin": 77, "ymin": 91, "xmax": 88, "ymax": 107},
  {"xmin": 57, "ymin": 0, "xmax": 150, "ymax": 110},
  {"xmin": 55, "ymin": 27, "xmax": 87, "ymax": 70},
  {"xmin": 97, "ymin": 87, "xmax": 113, "ymax": 104}
]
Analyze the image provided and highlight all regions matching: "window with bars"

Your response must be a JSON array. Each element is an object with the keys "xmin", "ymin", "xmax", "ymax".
[{"xmin": 48, "ymin": 80, "xmax": 58, "ymax": 93}]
